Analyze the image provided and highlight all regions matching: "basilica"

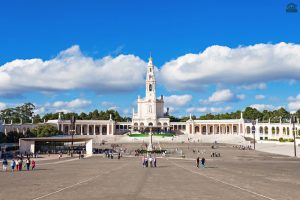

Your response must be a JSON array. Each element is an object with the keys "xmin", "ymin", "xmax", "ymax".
[{"xmin": 1, "ymin": 57, "xmax": 299, "ymax": 142}]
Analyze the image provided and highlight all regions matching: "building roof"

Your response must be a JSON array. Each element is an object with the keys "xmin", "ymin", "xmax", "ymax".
[{"xmin": 19, "ymin": 136, "xmax": 93, "ymax": 142}]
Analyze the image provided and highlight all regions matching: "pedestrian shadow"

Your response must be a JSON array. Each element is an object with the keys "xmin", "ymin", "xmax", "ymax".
[{"xmin": 204, "ymin": 166, "xmax": 218, "ymax": 169}]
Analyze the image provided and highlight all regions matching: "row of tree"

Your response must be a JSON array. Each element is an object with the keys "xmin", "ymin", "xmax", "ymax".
[
  {"xmin": 0, "ymin": 103, "xmax": 131, "ymax": 123},
  {"xmin": 1, "ymin": 103, "xmax": 300, "ymax": 124}
]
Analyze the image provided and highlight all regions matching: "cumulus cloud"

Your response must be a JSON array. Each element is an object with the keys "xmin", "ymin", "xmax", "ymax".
[
  {"xmin": 164, "ymin": 94, "xmax": 192, "ymax": 107},
  {"xmin": 0, "ymin": 102, "xmax": 7, "ymax": 110},
  {"xmin": 160, "ymin": 43, "xmax": 300, "ymax": 90},
  {"xmin": 0, "ymin": 45, "xmax": 147, "ymax": 96},
  {"xmin": 186, "ymin": 106, "xmax": 231, "ymax": 113},
  {"xmin": 287, "ymin": 94, "xmax": 300, "ymax": 111},
  {"xmin": 255, "ymin": 95, "xmax": 265, "ymax": 100},
  {"xmin": 250, "ymin": 104, "xmax": 281, "ymax": 111},
  {"xmin": 34, "ymin": 98, "xmax": 91, "ymax": 115},
  {"xmin": 200, "ymin": 89, "xmax": 244, "ymax": 104}
]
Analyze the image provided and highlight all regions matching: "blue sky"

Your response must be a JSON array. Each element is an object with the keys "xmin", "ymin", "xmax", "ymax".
[{"xmin": 0, "ymin": 0, "xmax": 300, "ymax": 116}]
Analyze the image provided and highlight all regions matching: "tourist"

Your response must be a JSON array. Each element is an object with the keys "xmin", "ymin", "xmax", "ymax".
[
  {"xmin": 2, "ymin": 158, "xmax": 8, "ymax": 171},
  {"xmin": 16, "ymin": 158, "xmax": 19, "ymax": 171},
  {"xmin": 31, "ymin": 160, "xmax": 36, "ymax": 170},
  {"xmin": 149, "ymin": 156, "xmax": 153, "ymax": 167},
  {"xmin": 196, "ymin": 157, "xmax": 200, "ymax": 168},
  {"xmin": 142, "ymin": 156, "xmax": 145, "ymax": 167},
  {"xmin": 26, "ymin": 158, "xmax": 31, "ymax": 171},
  {"xmin": 153, "ymin": 157, "xmax": 157, "ymax": 167},
  {"xmin": 201, "ymin": 157, "xmax": 205, "ymax": 168},
  {"xmin": 118, "ymin": 153, "xmax": 121, "ymax": 160},
  {"xmin": 11, "ymin": 159, "xmax": 16, "ymax": 172},
  {"xmin": 145, "ymin": 157, "xmax": 148, "ymax": 167},
  {"xmin": 19, "ymin": 158, "xmax": 23, "ymax": 171}
]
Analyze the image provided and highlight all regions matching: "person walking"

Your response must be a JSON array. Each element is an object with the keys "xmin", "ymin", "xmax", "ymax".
[
  {"xmin": 31, "ymin": 160, "xmax": 36, "ymax": 170},
  {"xmin": 19, "ymin": 158, "xmax": 23, "ymax": 171},
  {"xmin": 26, "ymin": 158, "xmax": 31, "ymax": 171},
  {"xmin": 196, "ymin": 157, "xmax": 200, "ymax": 168},
  {"xmin": 153, "ymin": 157, "xmax": 157, "ymax": 167},
  {"xmin": 201, "ymin": 157, "xmax": 206, "ymax": 168},
  {"xmin": 149, "ymin": 156, "xmax": 153, "ymax": 167},
  {"xmin": 142, "ymin": 156, "xmax": 145, "ymax": 167},
  {"xmin": 145, "ymin": 157, "xmax": 148, "ymax": 167},
  {"xmin": 16, "ymin": 158, "xmax": 19, "ymax": 171},
  {"xmin": 2, "ymin": 158, "xmax": 8, "ymax": 172},
  {"xmin": 10, "ymin": 159, "xmax": 16, "ymax": 172}
]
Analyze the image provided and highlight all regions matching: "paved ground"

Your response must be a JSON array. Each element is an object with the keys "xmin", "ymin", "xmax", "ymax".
[{"xmin": 1, "ymin": 144, "xmax": 300, "ymax": 200}]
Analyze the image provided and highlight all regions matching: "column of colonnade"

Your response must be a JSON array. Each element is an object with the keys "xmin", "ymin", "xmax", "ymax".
[
  {"xmin": 192, "ymin": 123, "xmax": 242, "ymax": 135},
  {"xmin": 58, "ymin": 123, "xmax": 107, "ymax": 136}
]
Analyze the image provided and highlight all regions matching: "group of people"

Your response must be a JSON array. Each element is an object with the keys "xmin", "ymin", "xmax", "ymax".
[
  {"xmin": 2, "ymin": 157, "xmax": 36, "ymax": 172},
  {"xmin": 233, "ymin": 145, "xmax": 253, "ymax": 150},
  {"xmin": 210, "ymin": 152, "xmax": 221, "ymax": 157},
  {"xmin": 196, "ymin": 157, "xmax": 206, "ymax": 168},
  {"xmin": 142, "ymin": 156, "xmax": 157, "ymax": 168}
]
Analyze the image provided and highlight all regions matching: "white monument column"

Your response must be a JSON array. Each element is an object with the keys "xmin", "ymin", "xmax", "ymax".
[
  {"xmin": 94, "ymin": 125, "xmax": 96, "ymax": 135},
  {"xmin": 80, "ymin": 124, "xmax": 83, "ymax": 135}
]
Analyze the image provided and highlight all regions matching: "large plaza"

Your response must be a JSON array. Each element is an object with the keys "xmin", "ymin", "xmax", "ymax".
[{"xmin": 1, "ymin": 143, "xmax": 299, "ymax": 200}]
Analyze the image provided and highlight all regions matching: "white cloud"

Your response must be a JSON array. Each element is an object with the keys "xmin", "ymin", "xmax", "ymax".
[
  {"xmin": 200, "ymin": 89, "xmax": 244, "ymax": 104},
  {"xmin": 0, "ymin": 102, "xmax": 7, "ymax": 110},
  {"xmin": 160, "ymin": 43, "xmax": 300, "ymax": 90},
  {"xmin": 236, "ymin": 94, "xmax": 246, "ymax": 100},
  {"xmin": 34, "ymin": 98, "xmax": 91, "ymax": 115},
  {"xmin": 238, "ymin": 83, "xmax": 267, "ymax": 90},
  {"xmin": 164, "ymin": 94, "xmax": 192, "ymax": 107},
  {"xmin": 250, "ymin": 104, "xmax": 282, "ymax": 111},
  {"xmin": 255, "ymin": 95, "xmax": 265, "ymax": 100},
  {"xmin": 0, "ymin": 45, "xmax": 147, "ymax": 96},
  {"xmin": 186, "ymin": 106, "xmax": 231, "ymax": 113},
  {"xmin": 51, "ymin": 99, "xmax": 91, "ymax": 109},
  {"xmin": 287, "ymin": 94, "xmax": 300, "ymax": 111},
  {"xmin": 101, "ymin": 101, "xmax": 116, "ymax": 108}
]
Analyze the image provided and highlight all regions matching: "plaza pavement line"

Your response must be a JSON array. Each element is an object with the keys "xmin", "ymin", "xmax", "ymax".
[
  {"xmin": 31, "ymin": 163, "xmax": 128, "ymax": 200},
  {"xmin": 166, "ymin": 158, "xmax": 277, "ymax": 200}
]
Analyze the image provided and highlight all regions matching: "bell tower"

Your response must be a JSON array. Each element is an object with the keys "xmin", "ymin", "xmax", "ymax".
[{"xmin": 145, "ymin": 55, "xmax": 156, "ymax": 100}]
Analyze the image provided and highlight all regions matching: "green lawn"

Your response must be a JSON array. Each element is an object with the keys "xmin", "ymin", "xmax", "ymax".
[{"xmin": 128, "ymin": 133, "xmax": 175, "ymax": 137}]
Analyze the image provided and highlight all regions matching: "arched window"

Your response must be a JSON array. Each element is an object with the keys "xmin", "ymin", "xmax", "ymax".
[
  {"xmin": 210, "ymin": 126, "xmax": 213, "ymax": 133},
  {"xmin": 264, "ymin": 126, "xmax": 268, "ymax": 134},
  {"xmin": 195, "ymin": 126, "xmax": 200, "ymax": 133},
  {"xmin": 259, "ymin": 127, "xmax": 263, "ymax": 134},
  {"xmin": 247, "ymin": 126, "xmax": 251, "ymax": 134},
  {"xmin": 148, "ymin": 122, "xmax": 153, "ymax": 126},
  {"xmin": 149, "ymin": 84, "xmax": 152, "ymax": 91},
  {"xmin": 276, "ymin": 127, "xmax": 279, "ymax": 134}
]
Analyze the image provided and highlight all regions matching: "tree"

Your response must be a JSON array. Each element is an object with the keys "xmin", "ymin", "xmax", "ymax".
[
  {"xmin": 243, "ymin": 107, "xmax": 263, "ymax": 120},
  {"xmin": 32, "ymin": 124, "xmax": 61, "ymax": 137}
]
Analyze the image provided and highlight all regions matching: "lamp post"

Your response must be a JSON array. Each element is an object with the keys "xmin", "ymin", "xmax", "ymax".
[
  {"xmin": 70, "ymin": 116, "xmax": 76, "ymax": 157},
  {"xmin": 252, "ymin": 120, "xmax": 256, "ymax": 150},
  {"xmin": 291, "ymin": 115, "xmax": 297, "ymax": 157}
]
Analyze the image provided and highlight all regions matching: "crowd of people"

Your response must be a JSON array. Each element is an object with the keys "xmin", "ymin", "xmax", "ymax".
[
  {"xmin": 233, "ymin": 145, "xmax": 253, "ymax": 150},
  {"xmin": 2, "ymin": 157, "xmax": 36, "ymax": 172},
  {"xmin": 142, "ymin": 156, "xmax": 157, "ymax": 168}
]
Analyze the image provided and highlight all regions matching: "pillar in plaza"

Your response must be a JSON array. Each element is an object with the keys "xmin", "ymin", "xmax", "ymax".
[
  {"xmin": 93, "ymin": 125, "xmax": 96, "ymax": 135},
  {"xmin": 80, "ymin": 124, "xmax": 83, "ymax": 135},
  {"xmin": 100, "ymin": 125, "xmax": 103, "ymax": 135}
]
